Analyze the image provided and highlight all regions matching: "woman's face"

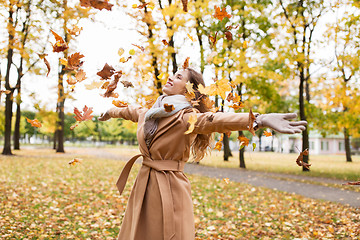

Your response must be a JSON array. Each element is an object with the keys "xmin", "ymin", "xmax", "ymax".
[{"xmin": 162, "ymin": 69, "xmax": 189, "ymax": 95}]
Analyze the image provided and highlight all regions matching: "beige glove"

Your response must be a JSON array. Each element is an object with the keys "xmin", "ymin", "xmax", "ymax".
[
  {"xmin": 255, "ymin": 113, "xmax": 307, "ymax": 134},
  {"xmin": 98, "ymin": 111, "xmax": 111, "ymax": 121}
]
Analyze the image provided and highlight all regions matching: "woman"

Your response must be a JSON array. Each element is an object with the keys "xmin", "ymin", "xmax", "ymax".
[{"xmin": 99, "ymin": 68, "xmax": 307, "ymax": 240}]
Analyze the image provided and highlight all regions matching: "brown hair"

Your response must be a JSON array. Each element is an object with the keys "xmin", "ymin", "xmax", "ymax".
[{"xmin": 186, "ymin": 68, "xmax": 212, "ymax": 162}]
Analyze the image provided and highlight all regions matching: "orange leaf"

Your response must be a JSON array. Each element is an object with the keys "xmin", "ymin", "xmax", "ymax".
[
  {"xmin": 75, "ymin": 69, "xmax": 87, "ymax": 82},
  {"xmin": 38, "ymin": 54, "xmax": 50, "ymax": 77},
  {"xmin": 73, "ymin": 105, "xmax": 93, "ymax": 122},
  {"xmin": 132, "ymin": 43, "xmax": 145, "ymax": 52},
  {"xmin": 68, "ymin": 158, "xmax": 82, "ymax": 166},
  {"xmin": 65, "ymin": 52, "xmax": 84, "ymax": 71},
  {"xmin": 183, "ymin": 57, "xmax": 190, "ymax": 69},
  {"xmin": 263, "ymin": 131, "xmax": 272, "ymax": 137},
  {"xmin": 296, "ymin": 148, "xmax": 311, "ymax": 170},
  {"xmin": 247, "ymin": 109, "xmax": 256, "ymax": 136},
  {"xmin": 238, "ymin": 136, "xmax": 249, "ymax": 146},
  {"xmin": 80, "ymin": 0, "xmax": 113, "ymax": 11},
  {"xmin": 198, "ymin": 78, "xmax": 231, "ymax": 100},
  {"xmin": 214, "ymin": 140, "xmax": 222, "ymax": 151},
  {"xmin": 112, "ymin": 100, "xmax": 128, "ymax": 108},
  {"xmin": 50, "ymin": 29, "xmax": 68, "ymax": 52},
  {"xmin": 68, "ymin": 25, "xmax": 82, "ymax": 36},
  {"xmin": 26, "ymin": 118, "xmax": 42, "ymax": 128},
  {"xmin": 164, "ymin": 103, "xmax": 175, "ymax": 112},
  {"xmin": 213, "ymin": 6, "xmax": 231, "ymax": 21},
  {"xmin": 223, "ymin": 178, "xmax": 230, "ymax": 184},
  {"xmin": 97, "ymin": 63, "xmax": 115, "ymax": 80}
]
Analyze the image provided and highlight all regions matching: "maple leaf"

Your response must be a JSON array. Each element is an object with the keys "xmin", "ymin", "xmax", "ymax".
[
  {"xmin": 50, "ymin": 29, "xmax": 68, "ymax": 52},
  {"xmin": 132, "ymin": 43, "xmax": 145, "ymax": 52},
  {"xmin": 198, "ymin": 78, "xmax": 231, "ymax": 100},
  {"xmin": 65, "ymin": 52, "xmax": 84, "ymax": 71},
  {"xmin": 38, "ymin": 54, "xmax": 50, "ymax": 77},
  {"xmin": 75, "ymin": 69, "xmax": 86, "ymax": 82},
  {"xmin": 26, "ymin": 118, "xmax": 42, "ymax": 128},
  {"xmin": 181, "ymin": 0, "xmax": 188, "ymax": 12},
  {"xmin": 185, "ymin": 82, "xmax": 195, "ymax": 99},
  {"xmin": 342, "ymin": 181, "xmax": 360, "ymax": 186},
  {"xmin": 214, "ymin": 134, "xmax": 224, "ymax": 151},
  {"xmin": 120, "ymin": 80, "xmax": 133, "ymax": 88},
  {"xmin": 97, "ymin": 63, "xmax": 115, "ymax": 80},
  {"xmin": 80, "ymin": 0, "xmax": 113, "ymax": 11},
  {"xmin": 73, "ymin": 105, "xmax": 93, "ymax": 122},
  {"xmin": 184, "ymin": 110, "xmax": 197, "ymax": 134},
  {"xmin": 164, "ymin": 103, "xmax": 175, "ymax": 112},
  {"xmin": 224, "ymin": 31, "xmax": 233, "ymax": 40},
  {"xmin": 162, "ymin": 39, "xmax": 169, "ymax": 46},
  {"xmin": 247, "ymin": 109, "xmax": 256, "ymax": 136},
  {"xmin": 68, "ymin": 25, "xmax": 82, "ymax": 36},
  {"xmin": 213, "ymin": 6, "xmax": 231, "ymax": 21},
  {"xmin": 112, "ymin": 100, "xmax": 128, "ymax": 108},
  {"xmin": 263, "ymin": 131, "xmax": 272, "ymax": 137},
  {"xmin": 238, "ymin": 136, "xmax": 250, "ymax": 147},
  {"xmin": 183, "ymin": 57, "xmax": 190, "ymax": 69},
  {"xmin": 102, "ymin": 71, "xmax": 122, "ymax": 97},
  {"xmin": 68, "ymin": 158, "xmax": 82, "ymax": 166},
  {"xmin": 296, "ymin": 148, "xmax": 311, "ymax": 170}
]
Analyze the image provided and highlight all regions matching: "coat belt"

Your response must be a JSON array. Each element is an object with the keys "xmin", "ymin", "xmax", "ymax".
[{"xmin": 116, "ymin": 154, "xmax": 185, "ymax": 240}]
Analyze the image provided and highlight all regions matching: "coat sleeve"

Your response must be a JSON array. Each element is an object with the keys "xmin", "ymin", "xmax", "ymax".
[
  {"xmin": 107, "ymin": 106, "xmax": 145, "ymax": 123},
  {"xmin": 187, "ymin": 111, "xmax": 251, "ymax": 134}
]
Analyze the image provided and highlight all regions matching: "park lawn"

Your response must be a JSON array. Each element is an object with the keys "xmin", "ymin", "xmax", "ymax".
[{"xmin": 0, "ymin": 148, "xmax": 359, "ymax": 239}]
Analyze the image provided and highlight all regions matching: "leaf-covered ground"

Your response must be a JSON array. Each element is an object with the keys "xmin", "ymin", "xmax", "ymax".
[{"xmin": 1, "ymin": 149, "xmax": 359, "ymax": 239}]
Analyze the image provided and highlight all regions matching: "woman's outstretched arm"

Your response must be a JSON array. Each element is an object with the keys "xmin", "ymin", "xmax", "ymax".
[{"xmin": 98, "ymin": 106, "xmax": 145, "ymax": 122}]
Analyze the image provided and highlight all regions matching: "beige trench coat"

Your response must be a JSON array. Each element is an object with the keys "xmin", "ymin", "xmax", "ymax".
[{"xmin": 108, "ymin": 106, "xmax": 251, "ymax": 240}]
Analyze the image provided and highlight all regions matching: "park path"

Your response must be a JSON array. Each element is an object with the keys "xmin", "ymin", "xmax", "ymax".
[{"xmin": 80, "ymin": 147, "xmax": 360, "ymax": 208}]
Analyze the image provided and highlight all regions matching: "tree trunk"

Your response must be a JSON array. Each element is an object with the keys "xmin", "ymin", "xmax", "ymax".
[
  {"xmin": 14, "ymin": 89, "xmax": 21, "ymax": 150},
  {"xmin": 223, "ymin": 133, "xmax": 232, "ymax": 161},
  {"xmin": 56, "ymin": 73, "xmax": 65, "ymax": 153},
  {"xmin": 299, "ymin": 75, "xmax": 310, "ymax": 171},
  {"xmin": 238, "ymin": 131, "xmax": 246, "ymax": 168},
  {"xmin": 344, "ymin": 127, "xmax": 352, "ymax": 162}
]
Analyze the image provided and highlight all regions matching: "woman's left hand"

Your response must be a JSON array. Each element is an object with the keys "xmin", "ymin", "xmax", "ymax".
[{"xmin": 256, "ymin": 113, "xmax": 307, "ymax": 134}]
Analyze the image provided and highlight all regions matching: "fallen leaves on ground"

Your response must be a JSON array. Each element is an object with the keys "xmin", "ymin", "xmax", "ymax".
[{"xmin": 0, "ymin": 149, "xmax": 359, "ymax": 239}]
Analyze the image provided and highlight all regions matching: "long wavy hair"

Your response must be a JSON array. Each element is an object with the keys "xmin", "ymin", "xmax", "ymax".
[{"xmin": 186, "ymin": 68, "xmax": 213, "ymax": 162}]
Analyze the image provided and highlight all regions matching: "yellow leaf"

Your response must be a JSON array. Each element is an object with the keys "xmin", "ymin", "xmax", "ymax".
[
  {"xmin": 252, "ymin": 142, "xmax": 256, "ymax": 151},
  {"xmin": 60, "ymin": 58, "xmax": 68, "ymax": 66},
  {"xmin": 243, "ymin": 41, "xmax": 248, "ymax": 49},
  {"xmin": 118, "ymin": 48, "xmax": 125, "ymax": 56},
  {"xmin": 184, "ymin": 110, "xmax": 197, "ymax": 134},
  {"xmin": 129, "ymin": 49, "xmax": 136, "ymax": 55},
  {"xmin": 187, "ymin": 33, "xmax": 195, "ymax": 41},
  {"xmin": 68, "ymin": 158, "xmax": 82, "ymax": 166}
]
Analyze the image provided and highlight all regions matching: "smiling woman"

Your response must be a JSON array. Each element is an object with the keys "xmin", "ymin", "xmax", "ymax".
[{"xmin": 98, "ymin": 67, "xmax": 307, "ymax": 240}]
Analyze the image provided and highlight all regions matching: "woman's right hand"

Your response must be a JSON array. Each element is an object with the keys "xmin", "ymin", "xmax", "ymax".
[{"xmin": 98, "ymin": 111, "xmax": 111, "ymax": 121}]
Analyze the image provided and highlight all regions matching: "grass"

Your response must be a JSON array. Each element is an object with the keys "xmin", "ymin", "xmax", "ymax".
[{"xmin": 0, "ymin": 148, "xmax": 359, "ymax": 239}]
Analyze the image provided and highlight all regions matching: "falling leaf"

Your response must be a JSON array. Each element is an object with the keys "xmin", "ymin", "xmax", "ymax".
[
  {"xmin": 296, "ymin": 148, "xmax": 311, "ymax": 170},
  {"xmin": 214, "ymin": 134, "xmax": 224, "ymax": 151},
  {"xmin": 223, "ymin": 178, "xmax": 230, "ymax": 184},
  {"xmin": 133, "ymin": 2, "xmax": 149, "ymax": 9},
  {"xmin": 50, "ymin": 29, "xmax": 68, "ymax": 52},
  {"xmin": 185, "ymin": 82, "xmax": 195, "ymax": 100},
  {"xmin": 243, "ymin": 41, "xmax": 248, "ymax": 49},
  {"xmin": 97, "ymin": 63, "xmax": 115, "ymax": 80},
  {"xmin": 263, "ymin": 131, "xmax": 272, "ymax": 137},
  {"xmin": 66, "ymin": 76, "xmax": 77, "ymax": 85},
  {"xmin": 80, "ymin": 0, "xmax": 113, "ymax": 11},
  {"xmin": 213, "ymin": 6, "xmax": 231, "ymax": 21},
  {"xmin": 224, "ymin": 31, "xmax": 233, "ymax": 40},
  {"xmin": 26, "ymin": 118, "xmax": 42, "ymax": 128},
  {"xmin": 247, "ymin": 109, "xmax": 256, "ymax": 136},
  {"xmin": 70, "ymin": 123, "xmax": 78, "ymax": 130},
  {"xmin": 181, "ymin": 0, "xmax": 188, "ymax": 12},
  {"xmin": 252, "ymin": 142, "xmax": 256, "ymax": 151},
  {"xmin": 73, "ymin": 105, "xmax": 93, "ymax": 122},
  {"xmin": 145, "ymin": 98, "xmax": 156, "ymax": 108},
  {"xmin": 225, "ymin": 24, "xmax": 239, "ymax": 31},
  {"xmin": 68, "ymin": 158, "xmax": 82, "ymax": 166},
  {"xmin": 85, "ymin": 81, "xmax": 102, "ymax": 90},
  {"xmin": 229, "ymin": 103, "xmax": 244, "ymax": 110},
  {"xmin": 158, "ymin": 72, "xmax": 165, "ymax": 79},
  {"xmin": 38, "ymin": 54, "xmax": 50, "ymax": 77},
  {"xmin": 198, "ymin": 78, "xmax": 231, "ymax": 100},
  {"xmin": 184, "ymin": 110, "xmax": 197, "ymax": 134},
  {"xmin": 68, "ymin": 25, "xmax": 82, "ymax": 36},
  {"xmin": 112, "ymin": 100, "xmax": 128, "ymax": 108},
  {"xmin": 120, "ymin": 80, "xmax": 133, "ymax": 88},
  {"xmin": 343, "ymin": 181, "xmax": 360, "ymax": 186},
  {"xmin": 187, "ymin": 33, "xmax": 195, "ymax": 41},
  {"xmin": 102, "ymin": 71, "xmax": 122, "ymax": 97},
  {"xmin": 60, "ymin": 58, "xmax": 68, "ymax": 66},
  {"xmin": 101, "ymin": 81, "xmax": 110, "ymax": 89},
  {"xmin": 65, "ymin": 52, "xmax": 84, "ymax": 71},
  {"xmin": 119, "ymin": 56, "xmax": 132, "ymax": 63},
  {"xmin": 129, "ymin": 49, "xmax": 136, "ymax": 55},
  {"xmin": 183, "ymin": 57, "xmax": 190, "ymax": 69},
  {"xmin": 75, "ymin": 69, "xmax": 86, "ymax": 82},
  {"xmin": 132, "ymin": 44, "xmax": 145, "ymax": 52},
  {"xmin": 118, "ymin": 48, "xmax": 125, "ymax": 56},
  {"xmin": 164, "ymin": 103, "xmax": 174, "ymax": 112},
  {"xmin": 162, "ymin": 39, "xmax": 169, "ymax": 46},
  {"xmin": 238, "ymin": 136, "xmax": 250, "ymax": 147}
]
